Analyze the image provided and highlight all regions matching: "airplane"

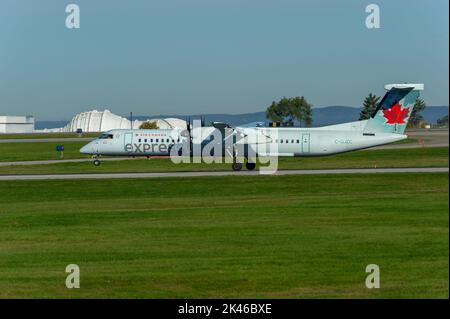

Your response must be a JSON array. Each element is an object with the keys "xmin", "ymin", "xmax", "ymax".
[{"xmin": 80, "ymin": 83, "xmax": 424, "ymax": 171}]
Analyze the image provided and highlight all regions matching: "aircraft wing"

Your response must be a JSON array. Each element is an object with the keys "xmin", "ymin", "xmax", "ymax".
[{"xmin": 211, "ymin": 122, "xmax": 272, "ymax": 144}]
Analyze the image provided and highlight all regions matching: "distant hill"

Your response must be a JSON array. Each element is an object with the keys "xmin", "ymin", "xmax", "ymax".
[
  {"xmin": 35, "ymin": 120, "xmax": 69, "ymax": 130},
  {"xmin": 311, "ymin": 106, "xmax": 361, "ymax": 126},
  {"xmin": 36, "ymin": 106, "xmax": 449, "ymax": 129},
  {"xmin": 132, "ymin": 106, "xmax": 361, "ymax": 127},
  {"xmin": 133, "ymin": 112, "xmax": 268, "ymax": 127},
  {"xmin": 422, "ymin": 106, "xmax": 449, "ymax": 124}
]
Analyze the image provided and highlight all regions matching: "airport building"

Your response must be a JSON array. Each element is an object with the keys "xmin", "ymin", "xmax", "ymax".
[
  {"xmin": 0, "ymin": 115, "xmax": 35, "ymax": 133},
  {"xmin": 42, "ymin": 109, "xmax": 187, "ymax": 132}
]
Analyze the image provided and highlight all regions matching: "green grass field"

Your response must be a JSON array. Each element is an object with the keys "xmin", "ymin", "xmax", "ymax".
[
  {"xmin": 0, "ymin": 147, "xmax": 447, "ymax": 175},
  {"xmin": 0, "ymin": 141, "xmax": 88, "ymax": 162},
  {"xmin": 0, "ymin": 173, "xmax": 448, "ymax": 298}
]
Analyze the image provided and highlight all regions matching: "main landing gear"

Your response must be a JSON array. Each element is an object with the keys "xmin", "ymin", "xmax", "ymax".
[
  {"xmin": 245, "ymin": 162, "xmax": 256, "ymax": 170},
  {"xmin": 231, "ymin": 161, "xmax": 256, "ymax": 171},
  {"xmin": 232, "ymin": 162, "xmax": 243, "ymax": 171}
]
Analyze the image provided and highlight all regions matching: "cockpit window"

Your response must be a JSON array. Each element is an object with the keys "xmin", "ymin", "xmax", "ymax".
[{"xmin": 99, "ymin": 133, "xmax": 114, "ymax": 139}]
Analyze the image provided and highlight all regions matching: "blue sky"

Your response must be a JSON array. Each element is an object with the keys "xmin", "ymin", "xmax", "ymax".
[{"xmin": 0, "ymin": 0, "xmax": 448, "ymax": 120}]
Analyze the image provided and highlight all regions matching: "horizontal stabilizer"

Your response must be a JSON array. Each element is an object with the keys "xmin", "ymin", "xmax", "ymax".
[{"xmin": 384, "ymin": 83, "xmax": 424, "ymax": 91}]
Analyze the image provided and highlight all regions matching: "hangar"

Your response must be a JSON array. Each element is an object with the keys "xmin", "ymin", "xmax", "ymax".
[
  {"xmin": 42, "ymin": 109, "xmax": 187, "ymax": 132},
  {"xmin": 0, "ymin": 115, "xmax": 35, "ymax": 133}
]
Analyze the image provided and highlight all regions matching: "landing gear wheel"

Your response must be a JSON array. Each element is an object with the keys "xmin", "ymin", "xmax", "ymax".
[
  {"xmin": 232, "ymin": 162, "xmax": 243, "ymax": 171},
  {"xmin": 93, "ymin": 159, "xmax": 101, "ymax": 166},
  {"xmin": 246, "ymin": 162, "xmax": 256, "ymax": 170}
]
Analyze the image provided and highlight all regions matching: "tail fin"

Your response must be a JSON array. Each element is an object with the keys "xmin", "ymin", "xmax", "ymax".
[{"xmin": 364, "ymin": 83, "xmax": 424, "ymax": 134}]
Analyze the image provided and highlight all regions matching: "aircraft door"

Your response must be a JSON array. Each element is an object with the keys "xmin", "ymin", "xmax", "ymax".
[{"xmin": 301, "ymin": 133, "xmax": 310, "ymax": 153}]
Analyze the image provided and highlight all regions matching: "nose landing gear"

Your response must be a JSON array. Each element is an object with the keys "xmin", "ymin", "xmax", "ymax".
[{"xmin": 92, "ymin": 155, "xmax": 101, "ymax": 166}]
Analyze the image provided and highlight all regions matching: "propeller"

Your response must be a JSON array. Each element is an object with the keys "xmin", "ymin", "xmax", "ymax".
[
  {"xmin": 186, "ymin": 116, "xmax": 191, "ymax": 136},
  {"xmin": 186, "ymin": 116, "xmax": 193, "ymax": 156}
]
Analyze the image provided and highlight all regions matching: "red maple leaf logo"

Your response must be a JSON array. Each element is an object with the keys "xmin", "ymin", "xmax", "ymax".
[{"xmin": 383, "ymin": 103, "xmax": 410, "ymax": 124}]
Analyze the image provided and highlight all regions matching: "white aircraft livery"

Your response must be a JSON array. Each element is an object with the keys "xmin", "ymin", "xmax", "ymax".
[{"xmin": 80, "ymin": 83, "xmax": 424, "ymax": 171}]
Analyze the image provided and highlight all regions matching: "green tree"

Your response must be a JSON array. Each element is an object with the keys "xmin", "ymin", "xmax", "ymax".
[
  {"xmin": 297, "ymin": 96, "xmax": 313, "ymax": 126},
  {"xmin": 408, "ymin": 98, "xmax": 426, "ymax": 128},
  {"xmin": 265, "ymin": 96, "xmax": 313, "ymax": 127},
  {"xmin": 266, "ymin": 101, "xmax": 284, "ymax": 123},
  {"xmin": 139, "ymin": 121, "xmax": 159, "ymax": 129},
  {"xmin": 359, "ymin": 93, "xmax": 380, "ymax": 120}
]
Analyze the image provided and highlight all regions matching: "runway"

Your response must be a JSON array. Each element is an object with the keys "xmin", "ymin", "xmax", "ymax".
[
  {"xmin": 0, "ymin": 167, "xmax": 447, "ymax": 180},
  {"xmin": 371, "ymin": 129, "xmax": 449, "ymax": 150},
  {"xmin": 0, "ymin": 157, "xmax": 133, "ymax": 166}
]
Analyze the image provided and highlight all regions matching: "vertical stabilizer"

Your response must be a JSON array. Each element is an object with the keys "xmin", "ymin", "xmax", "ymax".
[{"xmin": 363, "ymin": 83, "xmax": 424, "ymax": 134}]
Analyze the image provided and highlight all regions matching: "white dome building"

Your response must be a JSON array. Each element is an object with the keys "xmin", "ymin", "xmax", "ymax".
[
  {"xmin": 42, "ymin": 110, "xmax": 187, "ymax": 132},
  {"xmin": 63, "ymin": 109, "xmax": 136, "ymax": 132},
  {"xmin": 146, "ymin": 118, "xmax": 188, "ymax": 130}
]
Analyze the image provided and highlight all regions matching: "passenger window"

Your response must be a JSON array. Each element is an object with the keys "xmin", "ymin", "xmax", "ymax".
[
  {"xmin": 291, "ymin": 139, "xmax": 294, "ymax": 143},
  {"xmin": 297, "ymin": 140, "xmax": 300, "ymax": 143},
  {"xmin": 166, "ymin": 139, "xmax": 169, "ymax": 143},
  {"xmin": 150, "ymin": 139, "xmax": 153, "ymax": 142},
  {"xmin": 280, "ymin": 140, "xmax": 283, "ymax": 143},
  {"xmin": 144, "ymin": 139, "xmax": 147, "ymax": 143},
  {"xmin": 286, "ymin": 140, "xmax": 289, "ymax": 143},
  {"xmin": 156, "ymin": 139, "xmax": 159, "ymax": 142},
  {"xmin": 138, "ymin": 139, "xmax": 141, "ymax": 142}
]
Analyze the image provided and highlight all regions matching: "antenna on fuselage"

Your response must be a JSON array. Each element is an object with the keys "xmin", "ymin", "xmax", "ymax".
[
  {"xmin": 201, "ymin": 115, "xmax": 205, "ymax": 127},
  {"xmin": 130, "ymin": 112, "xmax": 133, "ymax": 130},
  {"xmin": 186, "ymin": 116, "xmax": 193, "ymax": 156}
]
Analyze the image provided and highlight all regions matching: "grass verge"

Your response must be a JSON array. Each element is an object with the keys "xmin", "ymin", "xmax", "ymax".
[{"xmin": 0, "ymin": 173, "xmax": 448, "ymax": 298}]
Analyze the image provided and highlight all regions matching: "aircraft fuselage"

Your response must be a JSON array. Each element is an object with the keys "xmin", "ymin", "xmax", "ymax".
[{"xmin": 80, "ymin": 125, "xmax": 406, "ymax": 158}]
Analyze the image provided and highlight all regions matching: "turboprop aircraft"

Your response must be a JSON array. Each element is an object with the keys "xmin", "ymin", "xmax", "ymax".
[{"xmin": 80, "ymin": 83, "xmax": 424, "ymax": 171}]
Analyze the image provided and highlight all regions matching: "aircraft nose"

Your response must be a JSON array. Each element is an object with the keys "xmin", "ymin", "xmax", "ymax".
[{"xmin": 80, "ymin": 143, "xmax": 92, "ymax": 154}]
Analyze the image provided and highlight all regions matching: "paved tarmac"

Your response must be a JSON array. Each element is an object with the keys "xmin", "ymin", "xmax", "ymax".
[
  {"xmin": 371, "ymin": 129, "xmax": 448, "ymax": 150},
  {"xmin": 0, "ymin": 167, "xmax": 447, "ymax": 181},
  {"xmin": 0, "ymin": 157, "xmax": 133, "ymax": 166}
]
